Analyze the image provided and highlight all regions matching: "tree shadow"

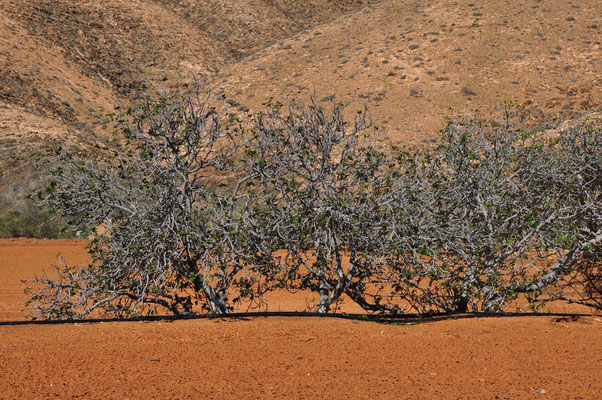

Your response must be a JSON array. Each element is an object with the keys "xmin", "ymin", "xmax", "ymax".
[{"xmin": 0, "ymin": 310, "xmax": 594, "ymax": 327}]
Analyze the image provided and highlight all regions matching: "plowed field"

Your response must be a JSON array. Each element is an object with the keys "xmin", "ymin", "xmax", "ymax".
[{"xmin": 1, "ymin": 239, "xmax": 600, "ymax": 399}]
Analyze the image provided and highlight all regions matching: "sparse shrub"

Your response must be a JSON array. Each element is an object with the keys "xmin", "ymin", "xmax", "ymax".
[
  {"xmin": 0, "ymin": 178, "xmax": 74, "ymax": 240},
  {"xmin": 26, "ymin": 86, "xmax": 279, "ymax": 319},
  {"xmin": 374, "ymin": 109, "xmax": 601, "ymax": 313},
  {"xmin": 0, "ymin": 199, "xmax": 72, "ymax": 239},
  {"xmin": 250, "ymin": 99, "xmax": 398, "ymax": 313}
]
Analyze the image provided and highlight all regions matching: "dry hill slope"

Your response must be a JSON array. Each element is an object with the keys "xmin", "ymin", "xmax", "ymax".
[
  {"xmin": 0, "ymin": 101, "xmax": 91, "ymax": 197},
  {"xmin": 0, "ymin": 0, "xmax": 221, "ymax": 197},
  {"xmin": 213, "ymin": 0, "xmax": 601, "ymax": 146},
  {"xmin": 0, "ymin": 0, "xmax": 370, "ymax": 127},
  {"xmin": 0, "ymin": 0, "xmax": 371, "ymax": 199},
  {"xmin": 0, "ymin": 0, "xmax": 227, "ymax": 128},
  {"xmin": 156, "ymin": 0, "xmax": 373, "ymax": 59},
  {"xmin": 1, "ymin": 0, "xmax": 600, "ymax": 203}
]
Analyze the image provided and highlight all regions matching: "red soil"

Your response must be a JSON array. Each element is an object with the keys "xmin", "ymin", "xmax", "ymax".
[
  {"xmin": 1, "ymin": 239, "xmax": 601, "ymax": 399},
  {"xmin": 0, "ymin": 238, "xmax": 89, "ymax": 321}
]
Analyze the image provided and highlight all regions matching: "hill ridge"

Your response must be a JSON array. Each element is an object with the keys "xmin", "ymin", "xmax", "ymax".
[{"xmin": 213, "ymin": 0, "xmax": 601, "ymax": 146}]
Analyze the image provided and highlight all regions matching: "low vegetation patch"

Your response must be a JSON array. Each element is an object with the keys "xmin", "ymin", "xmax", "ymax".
[
  {"xmin": 0, "ymin": 199, "xmax": 73, "ymax": 239},
  {"xmin": 24, "ymin": 87, "xmax": 601, "ymax": 319}
]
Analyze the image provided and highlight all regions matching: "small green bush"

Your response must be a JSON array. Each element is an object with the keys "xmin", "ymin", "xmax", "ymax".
[{"xmin": 0, "ymin": 200, "xmax": 73, "ymax": 239}]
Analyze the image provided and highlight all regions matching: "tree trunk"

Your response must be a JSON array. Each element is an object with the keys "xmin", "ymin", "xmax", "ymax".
[
  {"xmin": 207, "ymin": 294, "xmax": 229, "ymax": 315},
  {"xmin": 317, "ymin": 281, "xmax": 331, "ymax": 313},
  {"xmin": 452, "ymin": 287, "xmax": 469, "ymax": 313},
  {"xmin": 524, "ymin": 232, "xmax": 602, "ymax": 293},
  {"xmin": 195, "ymin": 275, "xmax": 229, "ymax": 315}
]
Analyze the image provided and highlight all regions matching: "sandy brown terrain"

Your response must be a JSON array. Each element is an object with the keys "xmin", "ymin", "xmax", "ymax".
[
  {"xmin": 1, "ymin": 239, "xmax": 601, "ymax": 399},
  {"xmin": 0, "ymin": 0, "xmax": 369, "ymax": 194},
  {"xmin": 215, "ymin": 0, "xmax": 601, "ymax": 147}
]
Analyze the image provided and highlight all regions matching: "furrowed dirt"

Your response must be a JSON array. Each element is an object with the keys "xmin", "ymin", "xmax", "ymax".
[
  {"xmin": 1, "ymin": 316, "xmax": 601, "ymax": 399},
  {"xmin": 1, "ymin": 239, "xmax": 601, "ymax": 399}
]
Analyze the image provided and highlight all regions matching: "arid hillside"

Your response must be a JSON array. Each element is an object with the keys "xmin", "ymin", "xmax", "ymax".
[
  {"xmin": 0, "ymin": 0, "xmax": 600, "ymax": 198},
  {"xmin": 0, "ymin": 0, "xmax": 369, "ymax": 198},
  {"xmin": 155, "ymin": 0, "xmax": 375, "ymax": 60},
  {"xmin": 214, "ymin": 0, "xmax": 601, "ymax": 146}
]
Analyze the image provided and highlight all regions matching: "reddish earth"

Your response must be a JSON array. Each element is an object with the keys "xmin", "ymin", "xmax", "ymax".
[
  {"xmin": 1, "ymin": 239, "xmax": 601, "ymax": 399},
  {"xmin": 2, "ymin": 315, "xmax": 601, "ymax": 399},
  {"xmin": 0, "ymin": 238, "xmax": 89, "ymax": 321},
  {"xmin": 2, "ymin": 0, "xmax": 601, "ymax": 396}
]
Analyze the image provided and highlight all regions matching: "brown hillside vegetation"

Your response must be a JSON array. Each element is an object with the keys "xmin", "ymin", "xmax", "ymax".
[
  {"xmin": 1, "ymin": 0, "xmax": 600, "ymax": 190},
  {"xmin": 156, "ymin": 0, "xmax": 374, "ymax": 59},
  {"xmin": 0, "ymin": 0, "xmax": 368, "ymax": 123},
  {"xmin": 0, "ymin": 0, "xmax": 370, "ymax": 194},
  {"xmin": 0, "ymin": 0, "xmax": 228, "ymax": 132},
  {"xmin": 0, "ymin": 102, "xmax": 93, "ymax": 196},
  {"xmin": 214, "ymin": 0, "xmax": 602, "ymax": 146}
]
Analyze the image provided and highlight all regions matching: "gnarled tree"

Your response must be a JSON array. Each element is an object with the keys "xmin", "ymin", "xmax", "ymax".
[
  {"xmin": 525, "ymin": 115, "xmax": 602, "ymax": 309},
  {"xmin": 379, "ymin": 109, "xmax": 601, "ymax": 314},
  {"xmin": 250, "ymin": 99, "xmax": 399, "ymax": 313},
  {"xmin": 26, "ymin": 87, "xmax": 276, "ymax": 319}
]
